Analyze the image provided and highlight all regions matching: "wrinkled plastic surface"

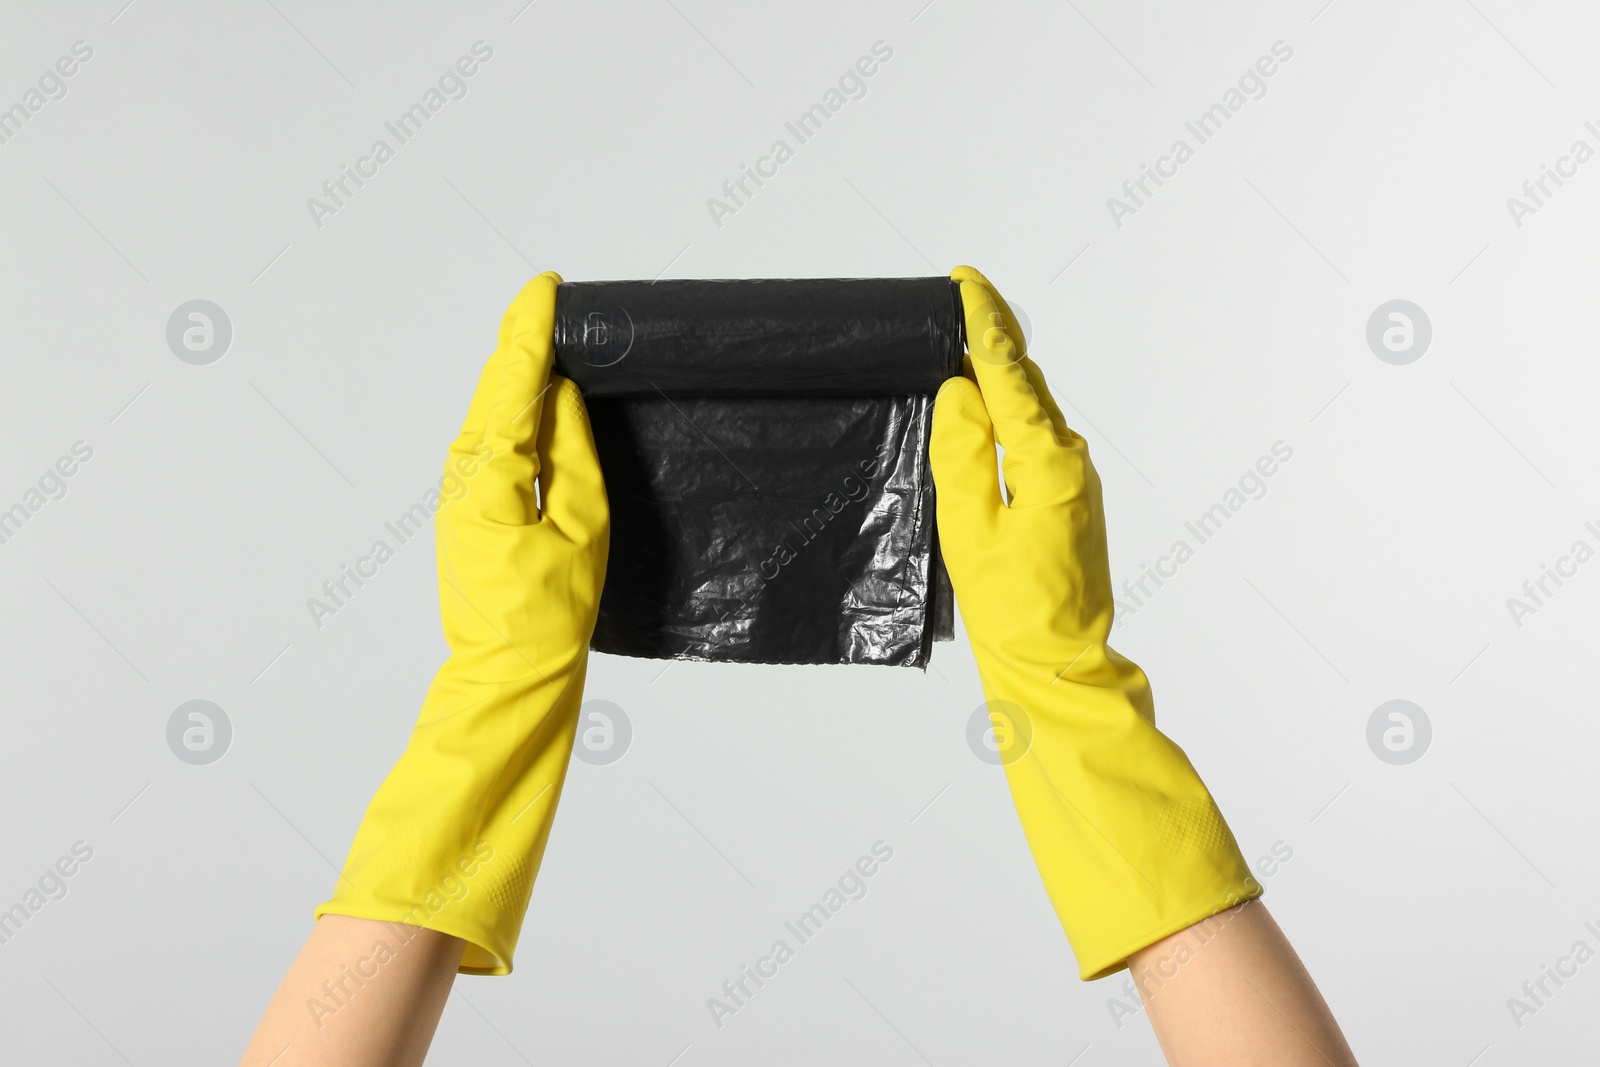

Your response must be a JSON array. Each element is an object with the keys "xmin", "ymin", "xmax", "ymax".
[{"xmin": 553, "ymin": 278, "xmax": 960, "ymax": 667}]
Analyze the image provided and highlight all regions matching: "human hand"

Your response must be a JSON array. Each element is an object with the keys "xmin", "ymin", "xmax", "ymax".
[
  {"xmin": 931, "ymin": 265, "xmax": 1258, "ymax": 980},
  {"xmin": 315, "ymin": 271, "xmax": 609, "ymax": 975}
]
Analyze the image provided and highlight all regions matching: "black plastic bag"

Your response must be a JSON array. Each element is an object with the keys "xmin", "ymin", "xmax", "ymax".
[{"xmin": 553, "ymin": 277, "xmax": 962, "ymax": 667}]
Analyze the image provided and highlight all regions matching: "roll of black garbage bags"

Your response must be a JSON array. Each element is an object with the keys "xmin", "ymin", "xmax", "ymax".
[{"xmin": 553, "ymin": 277, "xmax": 962, "ymax": 667}]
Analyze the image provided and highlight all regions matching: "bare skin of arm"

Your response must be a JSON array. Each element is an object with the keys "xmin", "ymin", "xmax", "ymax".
[
  {"xmin": 240, "ymin": 916, "xmax": 463, "ymax": 1067},
  {"xmin": 242, "ymin": 901, "xmax": 1357, "ymax": 1067},
  {"xmin": 1128, "ymin": 900, "xmax": 1359, "ymax": 1066}
]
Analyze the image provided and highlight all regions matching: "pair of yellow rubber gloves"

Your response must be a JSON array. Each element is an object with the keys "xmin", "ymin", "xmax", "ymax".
[{"xmin": 315, "ymin": 267, "xmax": 1260, "ymax": 980}]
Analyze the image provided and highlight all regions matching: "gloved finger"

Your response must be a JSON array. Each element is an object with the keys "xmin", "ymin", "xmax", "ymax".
[
  {"xmin": 479, "ymin": 273, "xmax": 562, "ymax": 524},
  {"xmin": 453, "ymin": 272, "xmax": 563, "ymax": 454},
  {"xmin": 1019, "ymin": 357, "xmax": 1079, "ymax": 446},
  {"xmin": 483, "ymin": 273, "xmax": 562, "ymax": 458},
  {"xmin": 931, "ymin": 376, "xmax": 1004, "ymax": 519},
  {"xmin": 957, "ymin": 280, "xmax": 1069, "ymax": 502},
  {"xmin": 952, "ymin": 264, "xmax": 1028, "ymax": 360},
  {"xmin": 536, "ymin": 376, "xmax": 610, "ymax": 544},
  {"xmin": 951, "ymin": 267, "xmax": 1076, "ymax": 443}
]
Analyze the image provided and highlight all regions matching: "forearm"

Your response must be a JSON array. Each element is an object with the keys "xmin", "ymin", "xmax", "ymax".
[
  {"xmin": 241, "ymin": 915, "xmax": 463, "ymax": 1067},
  {"xmin": 1128, "ymin": 901, "xmax": 1358, "ymax": 1066}
]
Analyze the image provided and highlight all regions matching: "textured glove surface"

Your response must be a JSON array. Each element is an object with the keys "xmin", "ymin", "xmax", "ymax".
[
  {"xmin": 315, "ymin": 272, "xmax": 609, "ymax": 975},
  {"xmin": 932, "ymin": 265, "xmax": 1259, "ymax": 980}
]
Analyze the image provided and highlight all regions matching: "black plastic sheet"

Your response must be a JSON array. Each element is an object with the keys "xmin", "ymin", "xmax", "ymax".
[{"xmin": 553, "ymin": 278, "xmax": 962, "ymax": 667}]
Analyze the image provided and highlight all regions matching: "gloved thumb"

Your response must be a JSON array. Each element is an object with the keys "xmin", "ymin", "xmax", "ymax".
[
  {"xmin": 931, "ymin": 376, "xmax": 1003, "ymax": 520},
  {"xmin": 537, "ymin": 376, "xmax": 610, "ymax": 547}
]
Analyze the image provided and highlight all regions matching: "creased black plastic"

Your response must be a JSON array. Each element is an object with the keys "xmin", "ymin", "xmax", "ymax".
[{"xmin": 553, "ymin": 277, "xmax": 961, "ymax": 668}]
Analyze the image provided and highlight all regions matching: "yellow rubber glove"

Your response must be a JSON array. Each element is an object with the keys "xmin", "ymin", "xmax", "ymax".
[
  {"xmin": 315, "ymin": 271, "xmax": 608, "ymax": 975},
  {"xmin": 933, "ymin": 266, "xmax": 1260, "ymax": 980}
]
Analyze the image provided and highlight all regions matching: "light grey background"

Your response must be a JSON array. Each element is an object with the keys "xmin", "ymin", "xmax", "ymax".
[{"xmin": 2, "ymin": 1, "xmax": 1595, "ymax": 1063}]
